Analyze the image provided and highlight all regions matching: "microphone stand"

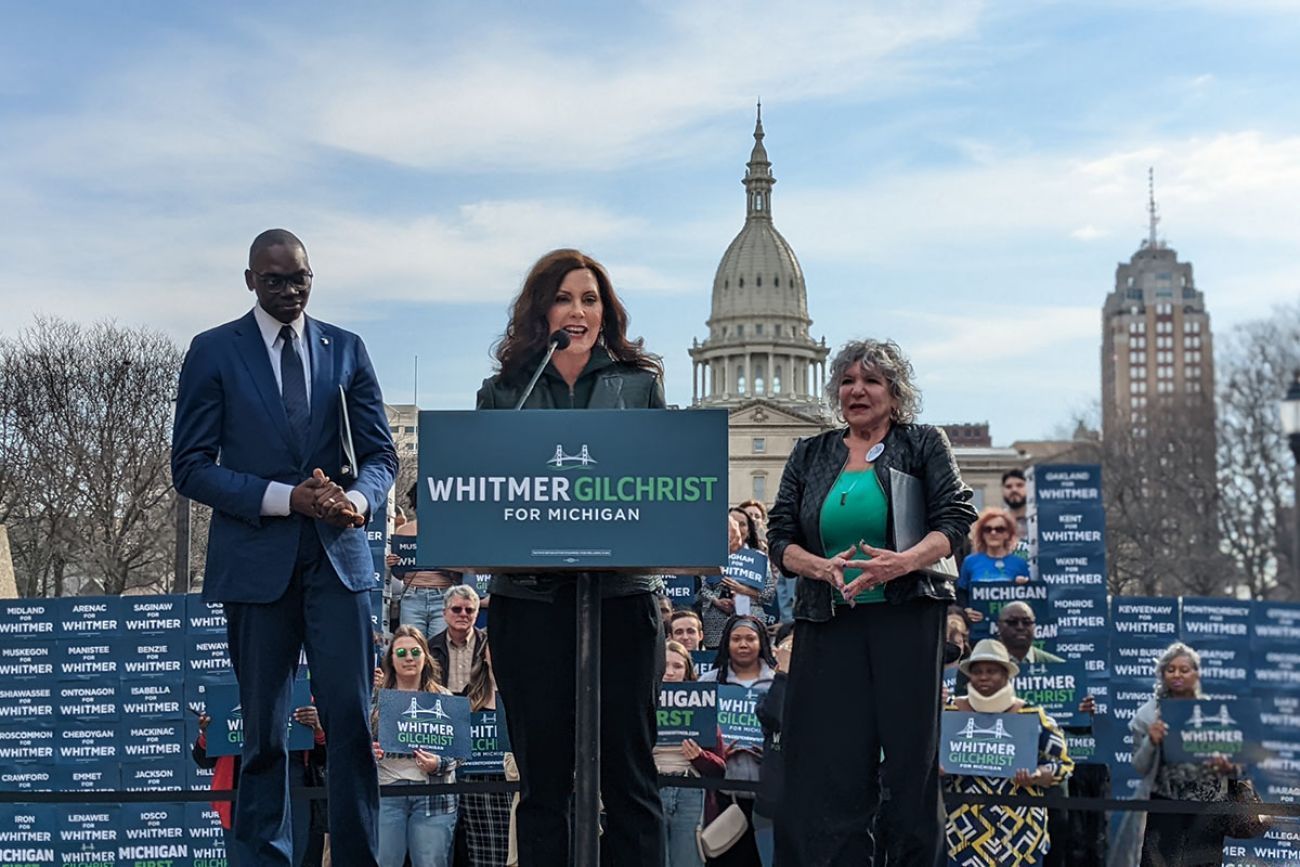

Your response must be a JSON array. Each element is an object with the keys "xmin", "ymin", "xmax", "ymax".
[{"xmin": 513, "ymin": 335, "xmax": 568, "ymax": 410}]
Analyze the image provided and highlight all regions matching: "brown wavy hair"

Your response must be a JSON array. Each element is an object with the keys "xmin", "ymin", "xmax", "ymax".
[
  {"xmin": 492, "ymin": 248, "xmax": 662, "ymax": 384},
  {"xmin": 379, "ymin": 624, "xmax": 445, "ymax": 692}
]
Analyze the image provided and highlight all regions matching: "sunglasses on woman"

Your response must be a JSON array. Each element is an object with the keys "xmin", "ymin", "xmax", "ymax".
[
  {"xmin": 394, "ymin": 647, "xmax": 422, "ymax": 658},
  {"xmin": 983, "ymin": 525, "xmax": 1009, "ymax": 535}
]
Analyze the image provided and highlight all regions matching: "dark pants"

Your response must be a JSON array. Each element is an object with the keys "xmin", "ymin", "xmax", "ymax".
[
  {"xmin": 775, "ymin": 600, "xmax": 946, "ymax": 867},
  {"xmin": 226, "ymin": 521, "xmax": 379, "ymax": 867},
  {"xmin": 1045, "ymin": 762, "xmax": 1110, "ymax": 866},
  {"xmin": 1140, "ymin": 795, "xmax": 1226, "ymax": 867},
  {"xmin": 489, "ymin": 587, "xmax": 665, "ymax": 867}
]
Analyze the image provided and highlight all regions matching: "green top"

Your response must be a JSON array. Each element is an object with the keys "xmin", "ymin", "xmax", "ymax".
[{"xmin": 820, "ymin": 467, "xmax": 889, "ymax": 605}]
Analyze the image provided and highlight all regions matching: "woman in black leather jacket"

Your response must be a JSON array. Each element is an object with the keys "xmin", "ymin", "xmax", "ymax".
[
  {"xmin": 476, "ymin": 248, "xmax": 667, "ymax": 867},
  {"xmin": 768, "ymin": 338, "xmax": 977, "ymax": 867}
]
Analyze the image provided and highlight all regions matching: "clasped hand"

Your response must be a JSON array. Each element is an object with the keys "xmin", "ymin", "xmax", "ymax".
[
  {"xmin": 291, "ymin": 468, "xmax": 364, "ymax": 528},
  {"xmin": 818, "ymin": 543, "xmax": 910, "ymax": 605}
]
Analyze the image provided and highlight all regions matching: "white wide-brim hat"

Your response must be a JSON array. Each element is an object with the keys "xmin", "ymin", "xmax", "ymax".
[{"xmin": 958, "ymin": 638, "xmax": 1020, "ymax": 679}]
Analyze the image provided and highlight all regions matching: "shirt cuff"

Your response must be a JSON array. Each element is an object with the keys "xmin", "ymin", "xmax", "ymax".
[
  {"xmin": 346, "ymin": 490, "xmax": 369, "ymax": 517},
  {"xmin": 261, "ymin": 482, "xmax": 294, "ymax": 517}
]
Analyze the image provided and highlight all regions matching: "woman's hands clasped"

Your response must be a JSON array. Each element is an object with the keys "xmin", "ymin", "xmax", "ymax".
[{"xmin": 817, "ymin": 542, "xmax": 912, "ymax": 605}]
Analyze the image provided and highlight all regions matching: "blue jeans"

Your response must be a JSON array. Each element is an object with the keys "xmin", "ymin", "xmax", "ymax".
[
  {"xmin": 752, "ymin": 811, "xmax": 774, "ymax": 867},
  {"xmin": 377, "ymin": 784, "xmax": 457, "ymax": 867},
  {"xmin": 659, "ymin": 785, "xmax": 704, "ymax": 866},
  {"xmin": 400, "ymin": 586, "xmax": 446, "ymax": 641}
]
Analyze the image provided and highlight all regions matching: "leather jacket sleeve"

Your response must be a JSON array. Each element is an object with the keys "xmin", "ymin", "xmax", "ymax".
[
  {"xmin": 767, "ymin": 437, "xmax": 809, "ymax": 579},
  {"xmin": 918, "ymin": 426, "xmax": 979, "ymax": 558}
]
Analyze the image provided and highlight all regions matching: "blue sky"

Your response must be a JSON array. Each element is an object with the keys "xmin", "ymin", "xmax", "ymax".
[{"xmin": 3, "ymin": 1, "xmax": 1298, "ymax": 441}]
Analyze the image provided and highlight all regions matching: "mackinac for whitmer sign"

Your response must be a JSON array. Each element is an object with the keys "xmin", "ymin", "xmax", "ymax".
[{"xmin": 417, "ymin": 410, "xmax": 728, "ymax": 570}]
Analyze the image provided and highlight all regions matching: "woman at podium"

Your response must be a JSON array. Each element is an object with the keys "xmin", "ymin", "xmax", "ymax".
[
  {"xmin": 767, "ymin": 338, "xmax": 977, "ymax": 866},
  {"xmin": 476, "ymin": 248, "xmax": 667, "ymax": 866}
]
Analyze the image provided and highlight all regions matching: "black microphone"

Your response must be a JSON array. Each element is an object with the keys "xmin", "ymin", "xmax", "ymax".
[{"xmin": 514, "ymin": 330, "xmax": 571, "ymax": 410}]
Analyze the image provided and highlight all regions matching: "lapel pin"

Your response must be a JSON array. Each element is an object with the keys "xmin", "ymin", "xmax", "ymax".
[{"xmin": 321, "ymin": 337, "xmax": 330, "ymax": 345}]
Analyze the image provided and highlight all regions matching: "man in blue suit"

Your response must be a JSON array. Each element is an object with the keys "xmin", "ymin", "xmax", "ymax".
[{"xmin": 173, "ymin": 229, "xmax": 397, "ymax": 866}]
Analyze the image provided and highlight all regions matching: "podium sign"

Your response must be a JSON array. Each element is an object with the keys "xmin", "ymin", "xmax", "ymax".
[{"xmin": 417, "ymin": 410, "xmax": 729, "ymax": 570}]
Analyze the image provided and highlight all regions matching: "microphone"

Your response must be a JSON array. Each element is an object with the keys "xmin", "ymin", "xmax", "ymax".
[{"xmin": 513, "ymin": 330, "xmax": 572, "ymax": 410}]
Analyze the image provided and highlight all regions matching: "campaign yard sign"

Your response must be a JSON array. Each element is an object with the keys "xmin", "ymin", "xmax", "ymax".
[
  {"xmin": 0, "ymin": 763, "xmax": 53, "ymax": 792},
  {"xmin": 1032, "ymin": 552, "xmax": 1107, "ymax": 591},
  {"xmin": 1180, "ymin": 597, "xmax": 1252, "ymax": 645},
  {"xmin": 716, "ymin": 684, "xmax": 763, "ymax": 749},
  {"xmin": 186, "ymin": 803, "xmax": 230, "ymax": 867},
  {"xmin": 1014, "ymin": 660, "xmax": 1087, "ymax": 728},
  {"xmin": 203, "ymin": 680, "xmax": 315, "ymax": 758},
  {"xmin": 691, "ymin": 651, "xmax": 717, "ymax": 680},
  {"xmin": 1250, "ymin": 768, "xmax": 1300, "ymax": 804},
  {"xmin": 56, "ymin": 722, "xmax": 117, "ymax": 764},
  {"xmin": 1160, "ymin": 698, "xmax": 1262, "ymax": 764},
  {"xmin": 185, "ymin": 595, "xmax": 227, "ymax": 634},
  {"xmin": 1051, "ymin": 636, "xmax": 1109, "ymax": 681},
  {"xmin": 119, "ymin": 803, "xmax": 188, "ymax": 866},
  {"xmin": 1223, "ymin": 817, "xmax": 1300, "ymax": 867},
  {"xmin": 1109, "ymin": 684, "xmax": 1153, "ymax": 725},
  {"xmin": 58, "ymin": 805, "xmax": 118, "ymax": 866},
  {"xmin": 52, "ymin": 760, "xmax": 118, "ymax": 793},
  {"xmin": 0, "ymin": 725, "xmax": 54, "ymax": 762},
  {"xmin": 118, "ymin": 635, "xmax": 185, "ymax": 680},
  {"xmin": 58, "ymin": 639, "xmax": 119, "ymax": 682},
  {"xmin": 0, "ymin": 684, "xmax": 55, "ymax": 728},
  {"xmin": 120, "ymin": 759, "xmax": 187, "ymax": 792},
  {"xmin": 1027, "ymin": 464, "xmax": 1102, "ymax": 506},
  {"xmin": 1064, "ymin": 730, "xmax": 1099, "ymax": 764},
  {"xmin": 660, "ymin": 575, "xmax": 700, "ymax": 609},
  {"xmin": 461, "ymin": 708, "xmax": 511, "ymax": 775},
  {"xmin": 1028, "ymin": 505, "xmax": 1106, "ymax": 557},
  {"xmin": 1253, "ymin": 602, "xmax": 1300, "ymax": 647},
  {"xmin": 1112, "ymin": 596, "xmax": 1179, "ymax": 640},
  {"xmin": 0, "ymin": 599, "xmax": 57, "ymax": 639},
  {"xmin": 55, "ymin": 596, "xmax": 122, "ymax": 637},
  {"xmin": 1046, "ymin": 586, "xmax": 1108, "ymax": 638},
  {"xmin": 121, "ymin": 596, "xmax": 186, "ymax": 634},
  {"xmin": 0, "ymin": 804, "xmax": 57, "ymax": 866},
  {"xmin": 967, "ymin": 581, "xmax": 1052, "ymax": 641},
  {"xmin": 657, "ymin": 683, "xmax": 717, "ymax": 748},
  {"xmin": 1255, "ymin": 646, "xmax": 1300, "ymax": 694},
  {"xmin": 0, "ymin": 641, "xmax": 56, "ymax": 681},
  {"xmin": 417, "ymin": 409, "xmax": 729, "ymax": 570},
  {"xmin": 724, "ymin": 549, "xmax": 768, "ymax": 593},
  {"xmin": 940, "ymin": 711, "xmax": 1041, "ymax": 780},
  {"xmin": 377, "ymin": 690, "xmax": 471, "ymax": 759},
  {"xmin": 186, "ymin": 633, "xmax": 233, "ymax": 681},
  {"xmin": 1194, "ymin": 644, "xmax": 1252, "ymax": 699}
]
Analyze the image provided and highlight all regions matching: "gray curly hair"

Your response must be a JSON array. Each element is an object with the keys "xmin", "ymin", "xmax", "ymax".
[
  {"xmin": 1154, "ymin": 642, "xmax": 1203, "ymax": 699},
  {"xmin": 824, "ymin": 339, "xmax": 922, "ymax": 424}
]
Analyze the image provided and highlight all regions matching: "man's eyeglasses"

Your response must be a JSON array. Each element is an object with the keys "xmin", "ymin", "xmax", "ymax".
[
  {"xmin": 448, "ymin": 606, "xmax": 476, "ymax": 615},
  {"xmin": 983, "ymin": 526, "xmax": 1009, "ymax": 535},
  {"xmin": 1002, "ymin": 617, "xmax": 1035, "ymax": 627},
  {"xmin": 252, "ymin": 270, "xmax": 312, "ymax": 292},
  {"xmin": 394, "ymin": 647, "xmax": 422, "ymax": 658}
]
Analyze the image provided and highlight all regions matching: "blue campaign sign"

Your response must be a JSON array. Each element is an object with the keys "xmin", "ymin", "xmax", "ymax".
[
  {"xmin": 1161, "ymin": 698, "xmax": 1262, "ymax": 764},
  {"xmin": 1046, "ymin": 586, "xmax": 1108, "ymax": 638},
  {"xmin": 58, "ymin": 805, "xmax": 120, "ymax": 864},
  {"xmin": 203, "ymin": 680, "xmax": 315, "ymax": 758},
  {"xmin": 692, "ymin": 651, "xmax": 717, "ymax": 680},
  {"xmin": 1014, "ymin": 660, "xmax": 1087, "ymax": 728},
  {"xmin": 1110, "ymin": 634, "xmax": 1171, "ymax": 686},
  {"xmin": 121, "ymin": 595, "xmax": 187, "ymax": 634},
  {"xmin": 1065, "ymin": 729, "xmax": 1099, "ymax": 764},
  {"xmin": 940, "ymin": 711, "xmax": 1042, "ymax": 779},
  {"xmin": 53, "ymin": 759, "xmax": 119, "ymax": 793},
  {"xmin": 118, "ymin": 634, "xmax": 185, "ymax": 680},
  {"xmin": 0, "ymin": 640, "xmax": 56, "ymax": 681},
  {"xmin": 120, "ymin": 680, "xmax": 185, "ymax": 719},
  {"xmin": 0, "ymin": 724, "xmax": 55, "ymax": 762},
  {"xmin": 1250, "ymin": 768, "xmax": 1300, "ymax": 804},
  {"xmin": 0, "ymin": 684, "xmax": 55, "ymax": 728},
  {"xmin": 661, "ymin": 575, "xmax": 700, "ymax": 609},
  {"xmin": 967, "ymin": 581, "xmax": 1051, "ymax": 640},
  {"xmin": 58, "ymin": 638, "xmax": 120, "ymax": 681},
  {"xmin": 1112, "ymin": 596, "xmax": 1179, "ymax": 640},
  {"xmin": 472, "ymin": 573, "xmax": 492, "ymax": 599},
  {"xmin": 1032, "ymin": 551, "xmax": 1107, "ymax": 590},
  {"xmin": 657, "ymin": 683, "xmax": 717, "ymax": 748},
  {"xmin": 1028, "ymin": 503, "xmax": 1105, "ymax": 557},
  {"xmin": 186, "ymin": 803, "xmax": 230, "ymax": 865},
  {"xmin": 1027, "ymin": 464, "xmax": 1102, "ymax": 503},
  {"xmin": 391, "ymin": 534, "xmax": 418, "ymax": 569},
  {"xmin": 186, "ymin": 594, "xmax": 227, "ymax": 633},
  {"xmin": 0, "ymin": 762, "xmax": 53, "ymax": 791},
  {"xmin": 186, "ymin": 632, "xmax": 233, "ymax": 680},
  {"xmin": 0, "ymin": 804, "xmax": 57, "ymax": 865},
  {"xmin": 1109, "ymin": 684, "xmax": 1156, "ymax": 726},
  {"xmin": 56, "ymin": 682, "xmax": 120, "ymax": 721},
  {"xmin": 1051, "ymin": 636, "xmax": 1110, "ymax": 680},
  {"xmin": 1180, "ymin": 597, "xmax": 1252, "ymax": 645},
  {"xmin": 120, "ymin": 759, "xmax": 187, "ymax": 791},
  {"xmin": 183, "ymin": 674, "xmax": 236, "ymax": 718},
  {"xmin": 0, "ymin": 599, "xmax": 56, "ymax": 640},
  {"xmin": 119, "ymin": 802, "xmax": 189, "ymax": 861},
  {"xmin": 417, "ymin": 409, "xmax": 729, "ymax": 570},
  {"xmin": 1253, "ymin": 602, "xmax": 1300, "ymax": 648},
  {"xmin": 377, "ymin": 690, "xmax": 471, "ymax": 758},
  {"xmin": 1090, "ymin": 713, "xmax": 1136, "ymax": 769},
  {"xmin": 369, "ymin": 588, "xmax": 384, "ymax": 634},
  {"xmin": 1223, "ymin": 817, "xmax": 1300, "ymax": 866},
  {"xmin": 55, "ymin": 595, "xmax": 123, "ymax": 637},
  {"xmin": 461, "ymin": 707, "xmax": 512, "ymax": 775},
  {"xmin": 716, "ymin": 684, "xmax": 763, "ymax": 749},
  {"xmin": 57, "ymin": 721, "xmax": 118, "ymax": 764},
  {"xmin": 725, "ymin": 549, "xmax": 768, "ymax": 593},
  {"xmin": 1195, "ymin": 643, "xmax": 1252, "ymax": 698},
  {"xmin": 1254, "ymin": 645, "xmax": 1300, "ymax": 694},
  {"xmin": 118, "ymin": 719, "xmax": 187, "ymax": 762}
]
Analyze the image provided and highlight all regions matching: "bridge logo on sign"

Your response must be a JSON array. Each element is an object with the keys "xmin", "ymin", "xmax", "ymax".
[
  {"xmin": 402, "ymin": 697, "xmax": 451, "ymax": 721},
  {"xmin": 546, "ymin": 444, "xmax": 598, "ymax": 471},
  {"xmin": 958, "ymin": 717, "xmax": 1012, "ymax": 740},
  {"xmin": 1189, "ymin": 704, "xmax": 1236, "ymax": 729}
]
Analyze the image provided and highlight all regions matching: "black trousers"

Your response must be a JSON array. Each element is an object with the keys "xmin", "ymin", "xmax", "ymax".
[
  {"xmin": 775, "ymin": 599, "xmax": 946, "ymax": 867},
  {"xmin": 1140, "ymin": 795, "xmax": 1226, "ymax": 867},
  {"xmin": 489, "ymin": 587, "xmax": 665, "ymax": 867}
]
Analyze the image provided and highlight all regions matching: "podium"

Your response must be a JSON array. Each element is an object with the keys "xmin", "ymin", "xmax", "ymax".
[{"xmin": 417, "ymin": 409, "xmax": 728, "ymax": 865}]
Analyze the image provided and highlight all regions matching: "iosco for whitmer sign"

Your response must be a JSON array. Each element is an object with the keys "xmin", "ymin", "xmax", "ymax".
[{"xmin": 417, "ymin": 410, "xmax": 728, "ymax": 570}]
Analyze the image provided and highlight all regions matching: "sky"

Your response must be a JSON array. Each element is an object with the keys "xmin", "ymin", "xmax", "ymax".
[{"xmin": 3, "ymin": 0, "xmax": 1298, "ymax": 443}]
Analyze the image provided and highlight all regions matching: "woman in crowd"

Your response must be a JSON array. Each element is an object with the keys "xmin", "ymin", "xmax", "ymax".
[
  {"xmin": 1125, "ymin": 642, "xmax": 1239, "ymax": 867},
  {"xmin": 456, "ymin": 643, "xmax": 513, "ymax": 867},
  {"xmin": 699, "ymin": 615, "xmax": 777, "ymax": 866},
  {"xmin": 699, "ymin": 512, "xmax": 745, "ymax": 647},
  {"xmin": 958, "ymin": 507, "xmax": 1031, "ymax": 623},
  {"xmin": 768, "ymin": 338, "xmax": 978, "ymax": 865},
  {"xmin": 371, "ymin": 625, "xmax": 457, "ymax": 867},
  {"xmin": 943, "ymin": 639, "xmax": 1073, "ymax": 865},
  {"xmin": 701, "ymin": 510, "xmax": 778, "ymax": 646},
  {"xmin": 477, "ymin": 248, "xmax": 667, "ymax": 866},
  {"xmin": 390, "ymin": 482, "xmax": 463, "ymax": 640},
  {"xmin": 657, "ymin": 640, "xmax": 726, "ymax": 866},
  {"xmin": 739, "ymin": 499, "xmax": 794, "ymax": 624}
]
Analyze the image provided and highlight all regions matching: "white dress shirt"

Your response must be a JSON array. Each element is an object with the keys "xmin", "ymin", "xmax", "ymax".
[{"xmin": 252, "ymin": 304, "xmax": 367, "ymax": 519}]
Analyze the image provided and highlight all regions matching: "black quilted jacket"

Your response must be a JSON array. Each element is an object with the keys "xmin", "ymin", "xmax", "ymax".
[{"xmin": 767, "ymin": 423, "xmax": 977, "ymax": 622}]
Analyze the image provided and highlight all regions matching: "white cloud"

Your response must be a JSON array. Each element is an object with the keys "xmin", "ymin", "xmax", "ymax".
[{"xmin": 1071, "ymin": 225, "xmax": 1108, "ymax": 240}]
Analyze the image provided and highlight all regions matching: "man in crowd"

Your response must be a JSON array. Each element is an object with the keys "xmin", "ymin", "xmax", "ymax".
[
  {"xmin": 996, "ymin": 602, "xmax": 1064, "ymax": 664},
  {"xmin": 1002, "ymin": 469, "xmax": 1031, "ymax": 559},
  {"xmin": 172, "ymin": 229, "xmax": 396, "ymax": 866},
  {"xmin": 669, "ymin": 610, "xmax": 704, "ymax": 652},
  {"xmin": 429, "ymin": 585, "xmax": 486, "ymax": 693}
]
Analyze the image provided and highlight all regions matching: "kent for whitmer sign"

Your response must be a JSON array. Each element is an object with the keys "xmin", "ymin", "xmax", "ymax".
[
  {"xmin": 417, "ymin": 409, "xmax": 728, "ymax": 570},
  {"xmin": 377, "ymin": 690, "xmax": 471, "ymax": 758},
  {"xmin": 940, "ymin": 711, "xmax": 1041, "ymax": 779},
  {"xmin": 657, "ymin": 683, "xmax": 717, "ymax": 748},
  {"xmin": 716, "ymin": 685, "xmax": 763, "ymax": 748},
  {"xmin": 1161, "ymin": 698, "xmax": 1261, "ymax": 764}
]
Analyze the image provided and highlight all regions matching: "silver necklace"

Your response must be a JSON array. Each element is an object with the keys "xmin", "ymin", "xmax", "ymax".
[{"xmin": 839, "ymin": 443, "xmax": 884, "ymax": 506}]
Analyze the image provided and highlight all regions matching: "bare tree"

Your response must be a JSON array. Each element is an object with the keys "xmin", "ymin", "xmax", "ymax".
[{"xmin": 1216, "ymin": 303, "xmax": 1300, "ymax": 599}]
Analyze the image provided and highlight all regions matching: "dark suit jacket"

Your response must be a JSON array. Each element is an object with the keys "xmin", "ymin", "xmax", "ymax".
[{"xmin": 172, "ymin": 310, "xmax": 397, "ymax": 603}]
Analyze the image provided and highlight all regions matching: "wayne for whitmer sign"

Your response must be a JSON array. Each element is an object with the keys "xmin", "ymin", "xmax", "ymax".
[
  {"xmin": 417, "ymin": 410, "xmax": 728, "ymax": 570},
  {"xmin": 940, "ymin": 711, "xmax": 1042, "ymax": 779}
]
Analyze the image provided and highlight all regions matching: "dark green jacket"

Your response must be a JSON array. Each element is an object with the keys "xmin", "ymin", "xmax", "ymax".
[{"xmin": 475, "ymin": 347, "xmax": 667, "ymax": 600}]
